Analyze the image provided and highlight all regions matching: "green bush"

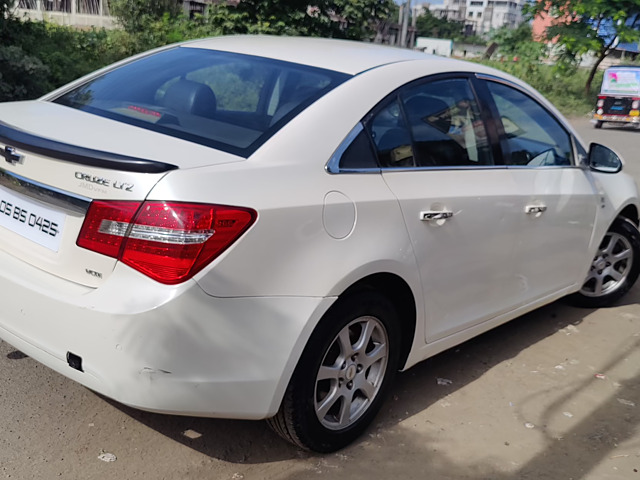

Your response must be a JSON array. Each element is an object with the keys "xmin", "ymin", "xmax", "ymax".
[
  {"xmin": 0, "ymin": 0, "xmax": 603, "ymax": 118},
  {"xmin": 0, "ymin": 15, "xmax": 135, "ymax": 101},
  {"xmin": 0, "ymin": 45, "xmax": 50, "ymax": 102}
]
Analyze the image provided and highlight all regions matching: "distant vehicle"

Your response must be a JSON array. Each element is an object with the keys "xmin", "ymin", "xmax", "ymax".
[
  {"xmin": 0, "ymin": 36, "xmax": 639, "ymax": 452},
  {"xmin": 593, "ymin": 66, "xmax": 640, "ymax": 129}
]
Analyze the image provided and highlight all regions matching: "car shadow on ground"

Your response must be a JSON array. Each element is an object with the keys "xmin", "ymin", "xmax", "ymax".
[{"xmin": 100, "ymin": 285, "xmax": 640, "ymax": 469}]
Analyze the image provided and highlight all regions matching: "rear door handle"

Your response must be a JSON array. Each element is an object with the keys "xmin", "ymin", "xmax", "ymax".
[
  {"xmin": 525, "ymin": 205, "xmax": 547, "ymax": 214},
  {"xmin": 420, "ymin": 210, "xmax": 453, "ymax": 221}
]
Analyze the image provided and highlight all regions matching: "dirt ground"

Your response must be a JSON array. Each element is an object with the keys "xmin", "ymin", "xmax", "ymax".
[{"xmin": 1, "ymin": 117, "xmax": 640, "ymax": 480}]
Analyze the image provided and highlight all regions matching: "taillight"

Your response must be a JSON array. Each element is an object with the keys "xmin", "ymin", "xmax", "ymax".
[
  {"xmin": 77, "ymin": 201, "xmax": 256, "ymax": 284},
  {"xmin": 77, "ymin": 201, "xmax": 141, "ymax": 258}
]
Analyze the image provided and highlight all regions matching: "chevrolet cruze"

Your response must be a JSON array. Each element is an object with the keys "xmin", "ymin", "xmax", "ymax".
[{"xmin": 0, "ymin": 35, "xmax": 638, "ymax": 452}]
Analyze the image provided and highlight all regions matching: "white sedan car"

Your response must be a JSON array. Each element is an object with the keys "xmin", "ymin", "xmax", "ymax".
[{"xmin": 0, "ymin": 36, "xmax": 638, "ymax": 452}]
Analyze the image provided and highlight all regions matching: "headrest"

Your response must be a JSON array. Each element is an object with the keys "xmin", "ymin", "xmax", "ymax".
[
  {"xmin": 404, "ymin": 96, "xmax": 451, "ymax": 133},
  {"xmin": 162, "ymin": 80, "xmax": 217, "ymax": 119}
]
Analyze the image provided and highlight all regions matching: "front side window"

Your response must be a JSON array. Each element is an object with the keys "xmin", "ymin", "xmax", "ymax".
[
  {"xmin": 485, "ymin": 81, "xmax": 573, "ymax": 167},
  {"xmin": 53, "ymin": 47, "xmax": 349, "ymax": 157}
]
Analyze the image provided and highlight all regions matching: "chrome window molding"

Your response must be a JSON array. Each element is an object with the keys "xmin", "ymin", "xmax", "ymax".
[
  {"xmin": 326, "ymin": 123, "xmax": 506, "ymax": 174},
  {"xmin": 335, "ymin": 167, "xmax": 382, "ymax": 174},
  {"xmin": 326, "ymin": 123, "xmax": 376, "ymax": 174},
  {"xmin": 504, "ymin": 164, "xmax": 582, "ymax": 170},
  {"xmin": 381, "ymin": 165, "xmax": 508, "ymax": 172}
]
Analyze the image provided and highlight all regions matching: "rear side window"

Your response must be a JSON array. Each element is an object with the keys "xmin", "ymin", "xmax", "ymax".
[
  {"xmin": 338, "ymin": 127, "xmax": 379, "ymax": 170},
  {"xmin": 400, "ymin": 78, "xmax": 492, "ymax": 167},
  {"xmin": 364, "ymin": 77, "xmax": 492, "ymax": 169},
  {"xmin": 369, "ymin": 99, "xmax": 415, "ymax": 168},
  {"xmin": 53, "ymin": 47, "xmax": 350, "ymax": 157}
]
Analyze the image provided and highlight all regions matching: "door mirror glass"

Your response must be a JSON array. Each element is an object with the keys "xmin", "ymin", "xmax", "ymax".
[{"xmin": 589, "ymin": 143, "xmax": 623, "ymax": 173}]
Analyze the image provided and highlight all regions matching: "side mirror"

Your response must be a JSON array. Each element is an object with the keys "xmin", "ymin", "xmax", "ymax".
[{"xmin": 588, "ymin": 143, "xmax": 623, "ymax": 174}]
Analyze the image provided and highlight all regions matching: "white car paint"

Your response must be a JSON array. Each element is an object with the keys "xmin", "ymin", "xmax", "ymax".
[{"xmin": 0, "ymin": 36, "xmax": 637, "ymax": 426}]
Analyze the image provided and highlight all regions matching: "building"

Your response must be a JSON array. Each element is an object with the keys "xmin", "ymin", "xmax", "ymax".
[
  {"xmin": 14, "ymin": 0, "xmax": 115, "ymax": 28},
  {"xmin": 429, "ymin": 0, "xmax": 525, "ymax": 36},
  {"xmin": 416, "ymin": 36, "xmax": 453, "ymax": 56},
  {"xmin": 11, "ymin": 0, "xmax": 216, "ymax": 28},
  {"xmin": 531, "ymin": 10, "xmax": 640, "ymax": 69}
]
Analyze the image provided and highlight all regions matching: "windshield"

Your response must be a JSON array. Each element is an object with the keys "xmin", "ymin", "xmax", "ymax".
[{"xmin": 53, "ymin": 47, "xmax": 350, "ymax": 157}]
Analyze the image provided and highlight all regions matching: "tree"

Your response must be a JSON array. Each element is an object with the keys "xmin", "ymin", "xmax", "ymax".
[
  {"xmin": 0, "ymin": 1, "xmax": 129, "ymax": 101},
  {"xmin": 415, "ymin": 10, "xmax": 464, "ymax": 40},
  {"xmin": 488, "ymin": 23, "xmax": 545, "ymax": 62},
  {"xmin": 526, "ymin": 0, "xmax": 640, "ymax": 94},
  {"xmin": 204, "ymin": 0, "xmax": 396, "ymax": 40},
  {"xmin": 331, "ymin": 0, "xmax": 396, "ymax": 40},
  {"xmin": 110, "ymin": 0, "xmax": 183, "ymax": 33}
]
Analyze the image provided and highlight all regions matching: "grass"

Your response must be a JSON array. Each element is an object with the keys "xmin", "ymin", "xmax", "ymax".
[{"xmin": 475, "ymin": 60, "xmax": 602, "ymax": 117}]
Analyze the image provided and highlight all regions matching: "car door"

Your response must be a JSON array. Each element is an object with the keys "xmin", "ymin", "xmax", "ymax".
[
  {"xmin": 479, "ymin": 77, "xmax": 599, "ymax": 303},
  {"xmin": 369, "ymin": 76, "xmax": 524, "ymax": 342}
]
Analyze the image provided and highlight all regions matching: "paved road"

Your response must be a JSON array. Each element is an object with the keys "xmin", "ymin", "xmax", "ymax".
[
  {"xmin": 571, "ymin": 115, "xmax": 640, "ymax": 179},
  {"xmin": 1, "ymin": 117, "xmax": 640, "ymax": 480}
]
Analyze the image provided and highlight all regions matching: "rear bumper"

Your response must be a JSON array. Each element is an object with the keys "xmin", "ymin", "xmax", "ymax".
[
  {"xmin": 0, "ymin": 250, "xmax": 333, "ymax": 419},
  {"xmin": 593, "ymin": 113, "xmax": 640, "ymax": 123}
]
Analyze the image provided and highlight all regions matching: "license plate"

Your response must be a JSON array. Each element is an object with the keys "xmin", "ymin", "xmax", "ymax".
[
  {"xmin": 0, "ymin": 186, "xmax": 66, "ymax": 252},
  {"xmin": 602, "ymin": 115, "xmax": 633, "ymax": 122}
]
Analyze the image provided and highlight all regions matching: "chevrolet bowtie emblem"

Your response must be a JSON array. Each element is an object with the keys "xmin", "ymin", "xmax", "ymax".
[{"xmin": 1, "ymin": 145, "xmax": 24, "ymax": 165}]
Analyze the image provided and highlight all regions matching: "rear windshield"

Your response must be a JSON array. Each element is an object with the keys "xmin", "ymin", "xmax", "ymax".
[{"xmin": 53, "ymin": 46, "xmax": 350, "ymax": 157}]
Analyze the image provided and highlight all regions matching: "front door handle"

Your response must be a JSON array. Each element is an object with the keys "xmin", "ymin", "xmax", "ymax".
[
  {"xmin": 525, "ymin": 205, "xmax": 547, "ymax": 215},
  {"xmin": 420, "ymin": 210, "xmax": 453, "ymax": 221}
]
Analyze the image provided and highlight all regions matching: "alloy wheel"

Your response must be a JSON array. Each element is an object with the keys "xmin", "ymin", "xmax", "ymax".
[
  {"xmin": 580, "ymin": 232, "xmax": 633, "ymax": 297},
  {"xmin": 314, "ymin": 316, "xmax": 389, "ymax": 430}
]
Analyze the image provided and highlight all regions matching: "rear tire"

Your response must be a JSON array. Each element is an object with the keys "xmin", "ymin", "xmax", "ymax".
[
  {"xmin": 267, "ymin": 291, "xmax": 400, "ymax": 452},
  {"xmin": 568, "ymin": 218, "xmax": 640, "ymax": 308}
]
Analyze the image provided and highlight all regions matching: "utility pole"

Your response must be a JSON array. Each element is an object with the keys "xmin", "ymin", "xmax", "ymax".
[{"xmin": 400, "ymin": 0, "xmax": 412, "ymax": 48}]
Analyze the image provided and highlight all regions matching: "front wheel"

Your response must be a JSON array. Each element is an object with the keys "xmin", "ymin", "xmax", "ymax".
[
  {"xmin": 569, "ymin": 218, "xmax": 640, "ymax": 308},
  {"xmin": 595, "ymin": 121, "xmax": 603, "ymax": 129},
  {"xmin": 268, "ymin": 292, "xmax": 400, "ymax": 452}
]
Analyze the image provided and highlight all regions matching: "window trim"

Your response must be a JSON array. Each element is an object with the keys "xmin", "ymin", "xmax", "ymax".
[
  {"xmin": 328, "ymin": 72, "xmax": 506, "ymax": 174},
  {"xmin": 326, "ymin": 123, "xmax": 381, "ymax": 174},
  {"xmin": 388, "ymin": 73, "xmax": 502, "ymax": 170}
]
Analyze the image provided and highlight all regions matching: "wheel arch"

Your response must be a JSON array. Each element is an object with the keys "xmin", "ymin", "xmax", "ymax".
[
  {"xmin": 618, "ymin": 204, "xmax": 639, "ymax": 226},
  {"xmin": 569, "ymin": 213, "xmax": 640, "ymax": 307},
  {"xmin": 339, "ymin": 272, "xmax": 417, "ymax": 371},
  {"xmin": 268, "ymin": 272, "xmax": 418, "ymax": 450}
]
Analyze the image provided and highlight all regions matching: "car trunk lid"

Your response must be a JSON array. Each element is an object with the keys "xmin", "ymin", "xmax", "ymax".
[{"xmin": 0, "ymin": 101, "xmax": 243, "ymax": 288}]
